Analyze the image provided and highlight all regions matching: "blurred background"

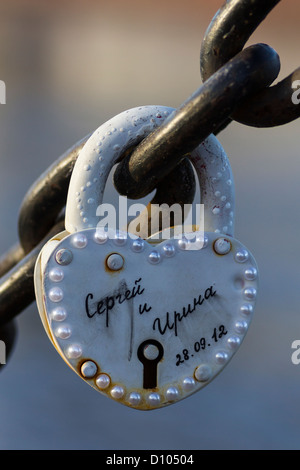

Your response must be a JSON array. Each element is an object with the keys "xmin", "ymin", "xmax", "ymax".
[{"xmin": 0, "ymin": 0, "xmax": 299, "ymax": 450}]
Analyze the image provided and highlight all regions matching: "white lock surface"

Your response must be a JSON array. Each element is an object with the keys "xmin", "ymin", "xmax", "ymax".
[{"xmin": 35, "ymin": 229, "xmax": 258, "ymax": 410}]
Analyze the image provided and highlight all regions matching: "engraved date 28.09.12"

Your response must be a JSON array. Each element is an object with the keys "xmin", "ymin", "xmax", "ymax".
[{"xmin": 175, "ymin": 325, "xmax": 228, "ymax": 366}]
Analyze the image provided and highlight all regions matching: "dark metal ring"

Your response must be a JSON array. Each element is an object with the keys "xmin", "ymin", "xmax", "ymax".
[
  {"xmin": 200, "ymin": 0, "xmax": 300, "ymax": 127},
  {"xmin": 113, "ymin": 43, "xmax": 280, "ymax": 199},
  {"xmin": 0, "ymin": 221, "xmax": 65, "ymax": 327}
]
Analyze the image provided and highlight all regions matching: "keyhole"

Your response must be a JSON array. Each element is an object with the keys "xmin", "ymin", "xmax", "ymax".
[{"xmin": 137, "ymin": 339, "xmax": 164, "ymax": 389}]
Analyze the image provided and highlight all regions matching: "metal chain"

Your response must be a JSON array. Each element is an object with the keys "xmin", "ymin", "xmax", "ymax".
[
  {"xmin": 0, "ymin": 0, "xmax": 299, "ymax": 363},
  {"xmin": 200, "ymin": 0, "xmax": 300, "ymax": 128},
  {"xmin": 113, "ymin": 0, "xmax": 299, "ymax": 198},
  {"xmin": 113, "ymin": 43, "xmax": 280, "ymax": 199}
]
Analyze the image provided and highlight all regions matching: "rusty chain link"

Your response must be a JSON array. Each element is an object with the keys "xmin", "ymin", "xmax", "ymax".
[
  {"xmin": 113, "ymin": 0, "xmax": 299, "ymax": 198},
  {"xmin": 200, "ymin": 0, "xmax": 300, "ymax": 128},
  {"xmin": 0, "ymin": 0, "xmax": 299, "ymax": 364},
  {"xmin": 113, "ymin": 43, "xmax": 280, "ymax": 199}
]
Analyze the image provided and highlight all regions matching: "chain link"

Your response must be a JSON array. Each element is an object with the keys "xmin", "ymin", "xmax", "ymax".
[
  {"xmin": 113, "ymin": 43, "xmax": 280, "ymax": 199},
  {"xmin": 200, "ymin": 0, "xmax": 300, "ymax": 128}
]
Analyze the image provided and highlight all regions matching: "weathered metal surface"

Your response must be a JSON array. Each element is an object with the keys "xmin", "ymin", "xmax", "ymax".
[
  {"xmin": 231, "ymin": 68, "xmax": 300, "ymax": 127},
  {"xmin": 0, "ymin": 221, "xmax": 65, "ymax": 327},
  {"xmin": 0, "ymin": 243, "xmax": 24, "ymax": 278},
  {"xmin": 113, "ymin": 44, "xmax": 280, "ymax": 199},
  {"xmin": 200, "ymin": 0, "xmax": 299, "ymax": 127},
  {"xmin": 35, "ymin": 229, "xmax": 258, "ymax": 410},
  {"xmin": 200, "ymin": 0, "xmax": 281, "ymax": 82}
]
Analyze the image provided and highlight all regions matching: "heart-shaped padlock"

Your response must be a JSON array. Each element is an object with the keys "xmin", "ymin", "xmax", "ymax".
[{"xmin": 34, "ymin": 105, "xmax": 258, "ymax": 410}]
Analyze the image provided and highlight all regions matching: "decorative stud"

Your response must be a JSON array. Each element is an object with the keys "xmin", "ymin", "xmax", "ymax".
[
  {"xmin": 234, "ymin": 321, "xmax": 248, "ymax": 334},
  {"xmin": 128, "ymin": 392, "xmax": 141, "ymax": 406},
  {"xmin": 177, "ymin": 238, "xmax": 190, "ymax": 251},
  {"xmin": 182, "ymin": 377, "xmax": 196, "ymax": 391},
  {"xmin": 165, "ymin": 387, "xmax": 179, "ymax": 401},
  {"xmin": 131, "ymin": 239, "xmax": 145, "ymax": 253},
  {"xmin": 162, "ymin": 243, "xmax": 176, "ymax": 257},
  {"xmin": 106, "ymin": 253, "xmax": 124, "ymax": 271},
  {"xmin": 113, "ymin": 232, "xmax": 127, "ymax": 246},
  {"xmin": 55, "ymin": 249, "xmax": 73, "ymax": 266},
  {"xmin": 65, "ymin": 344, "xmax": 82, "ymax": 359},
  {"xmin": 215, "ymin": 351, "xmax": 229, "ymax": 365},
  {"xmin": 148, "ymin": 251, "xmax": 161, "ymax": 264},
  {"xmin": 243, "ymin": 287, "xmax": 257, "ymax": 301},
  {"xmin": 50, "ymin": 307, "xmax": 67, "ymax": 322},
  {"xmin": 71, "ymin": 233, "xmax": 88, "ymax": 249},
  {"xmin": 194, "ymin": 364, "xmax": 212, "ymax": 382},
  {"xmin": 147, "ymin": 393, "xmax": 161, "ymax": 406},
  {"xmin": 240, "ymin": 304, "xmax": 253, "ymax": 316},
  {"xmin": 214, "ymin": 237, "xmax": 231, "ymax": 255},
  {"xmin": 94, "ymin": 229, "xmax": 108, "ymax": 244},
  {"xmin": 110, "ymin": 385, "xmax": 125, "ymax": 399},
  {"xmin": 235, "ymin": 250, "xmax": 249, "ymax": 263},
  {"xmin": 244, "ymin": 267, "xmax": 258, "ymax": 280},
  {"xmin": 48, "ymin": 287, "xmax": 63, "ymax": 303},
  {"xmin": 54, "ymin": 325, "xmax": 72, "ymax": 339},
  {"xmin": 81, "ymin": 361, "xmax": 98, "ymax": 378},
  {"xmin": 49, "ymin": 268, "xmax": 64, "ymax": 282},
  {"xmin": 96, "ymin": 374, "xmax": 110, "ymax": 390},
  {"xmin": 227, "ymin": 336, "xmax": 241, "ymax": 350}
]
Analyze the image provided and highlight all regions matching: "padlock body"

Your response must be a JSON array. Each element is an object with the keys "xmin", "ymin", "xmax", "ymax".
[{"xmin": 34, "ymin": 228, "xmax": 258, "ymax": 410}]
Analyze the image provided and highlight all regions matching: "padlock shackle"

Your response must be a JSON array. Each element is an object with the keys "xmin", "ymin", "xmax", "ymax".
[
  {"xmin": 190, "ymin": 137, "xmax": 235, "ymax": 237},
  {"xmin": 65, "ymin": 106, "xmax": 235, "ymax": 237}
]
